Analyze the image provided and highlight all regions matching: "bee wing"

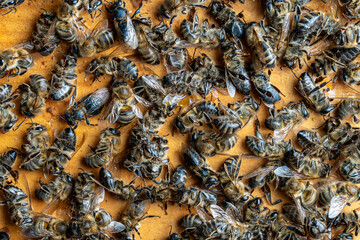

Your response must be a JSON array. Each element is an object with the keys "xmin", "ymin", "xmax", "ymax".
[
  {"xmin": 276, "ymin": 12, "xmax": 291, "ymax": 52},
  {"xmin": 225, "ymin": 74, "xmax": 236, "ymax": 98},
  {"xmin": 20, "ymin": 226, "xmax": 46, "ymax": 239},
  {"xmin": 196, "ymin": 206, "xmax": 213, "ymax": 222},
  {"xmin": 263, "ymin": 101, "xmax": 275, "ymax": 109},
  {"xmin": 273, "ymin": 121, "xmax": 298, "ymax": 142},
  {"xmin": 162, "ymin": 93, "xmax": 187, "ymax": 106},
  {"xmin": 100, "ymin": 99, "xmax": 120, "ymax": 125},
  {"xmin": 142, "ymin": 75, "xmax": 166, "ymax": 95},
  {"xmin": 293, "ymin": 196, "xmax": 306, "ymax": 225},
  {"xmin": 304, "ymin": 39, "xmax": 334, "ymax": 56},
  {"xmin": 274, "ymin": 165, "xmax": 304, "ymax": 178},
  {"xmin": 134, "ymin": 94, "xmax": 153, "ymax": 108},
  {"xmin": 241, "ymin": 164, "xmax": 276, "ymax": 180},
  {"xmin": 132, "ymin": 105, "xmax": 143, "ymax": 119},
  {"xmin": 87, "ymin": 19, "xmax": 109, "ymax": 40},
  {"xmin": 210, "ymin": 205, "xmax": 236, "ymax": 224},
  {"xmin": 68, "ymin": 79, "xmax": 78, "ymax": 109},
  {"xmin": 103, "ymin": 220, "xmax": 126, "ymax": 234},
  {"xmin": 13, "ymin": 39, "xmax": 34, "ymax": 50},
  {"xmin": 328, "ymin": 195, "xmax": 350, "ymax": 219},
  {"xmin": 89, "ymin": 187, "xmax": 105, "ymax": 211},
  {"xmin": 125, "ymin": 16, "xmax": 138, "ymax": 49}
]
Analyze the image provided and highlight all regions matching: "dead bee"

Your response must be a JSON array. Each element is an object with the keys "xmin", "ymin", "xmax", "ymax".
[
  {"xmin": 168, "ymin": 232, "xmax": 189, "ymax": 240},
  {"xmin": 18, "ymin": 74, "xmax": 50, "ymax": 119},
  {"xmin": 246, "ymin": 22, "xmax": 277, "ymax": 69},
  {"xmin": 179, "ymin": 187, "xmax": 218, "ymax": 210},
  {"xmin": 49, "ymin": 55, "xmax": 77, "ymax": 102},
  {"xmin": 47, "ymin": 127, "xmax": 77, "ymax": 175},
  {"xmin": 340, "ymin": 144, "xmax": 360, "ymax": 183},
  {"xmin": 213, "ymin": 96, "xmax": 259, "ymax": 135},
  {"xmin": 65, "ymin": 88, "xmax": 110, "ymax": 127},
  {"xmin": 334, "ymin": 233, "xmax": 354, "ymax": 240},
  {"xmin": 0, "ymin": 228, "xmax": 9, "ymax": 240},
  {"xmin": 244, "ymin": 197, "xmax": 269, "ymax": 223},
  {"xmin": 323, "ymin": 117, "xmax": 359, "ymax": 145},
  {"xmin": 341, "ymin": 0, "xmax": 360, "ymax": 20},
  {"xmin": 0, "ymin": 84, "xmax": 18, "ymax": 133},
  {"xmin": 0, "ymin": 48, "xmax": 33, "ymax": 79},
  {"xmin": 265, "ymin": 101, "xmax": 309, "ymax": 139},
  {"xmin": 221, "ymin": 39, "xmax": 251, "ymax": 96},
  {"xmin": 31, "ymin": 10, "xmax": 60, "ymax": 56},
  {"xmin": 174, "ymin": 100, "xmax": 220, "ymax": 135},
  {"xmin": 189, "ymin": 129, "xmax": 238, "ymax": 157},
  {"xmin": 159, "ymin": 0, "xmax": 207, "ymax": 18},
  {"xmin": 71, "ymin": 19, "xmax": 116, "ymax": 58},
  {"xmin": 180, "ymin": 10, "xmax": 225, "ymax": 49},
  {"xmin": 209, "ymin": 0, "xmax": 245, "ymax": 39},
  {"xmin": 341, "ymin": 62, "xmax": 360, "ymax": 86},
  {"xmin": 0, "ymin": 150, "xmax": 18, "ymax": 188},
  {"xmin": 82, "ymin": 0, "xmax": 103, "ymax": 19},
  {"xmin": 338, "ymin": 99, "xmax": 360, "ymax": 123},
  {"xmin": 219, "ymin": 156, "xmax": 251, "ymax": 203},
  {"xmin": 297, "ymin": 72, "xmax": 336, "ymax": 115},
  {"xmin": 183, "ymin": 145, "xmax": 219, "ymax": 189},
  {"xmin": 297, "ymin": 129, "xmax": 341, "ymax": 160},
  {"xmin": 55, "ymin": 2, "xmax": 81, "ymax": 43},
  {"xmin": 337, "ymin": 208, "xmax": 360, "ymax": 236},
  {"xmin": 149, "ymin": 19, "xmax": 179, "ymax": 50},
  {"xmin": 19, "ymin": 123, "xmax": 50, "ymax": 171},
  {"xmin": 332, "ymin": 24, "xmax": 360, "ymax": 47},
  {"xmin": 0, "ymin": 184, "xmax": 33, "ymax": 228},
  {"xmin": 251, "ymin": 70, "xmax": 282, "ymax": 105},
  {"xmin": 0, "ymin": 0, "xmax": 24, "ymax": 13},
  {"xmin": 35, "ymin": 172, "xmax": 74, "ymax": 203},
  {"xmin": 117, "ymin": 200, "xmax": 158, "ymax": 240}
]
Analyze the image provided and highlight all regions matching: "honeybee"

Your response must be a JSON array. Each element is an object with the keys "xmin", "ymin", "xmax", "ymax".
[
  {"xmin": 83, "ymin": 0, "xmax": 103, "ymax": 19},
  {"xmin": 0, "ymin": 150, "xmax": 18, "ymax": 188},
  {"xmin": 100, "ymin": 79, "xmax": 151, "ymax": 126},
  {"xmin": 179, "ymin": 187, "xmax": 218, "ymax": 210},
  {"xmin": 338, "ymin": 99, "xmax": 360, "ymax": 123},
  {"xmin": 150, "ymin": 19, "xmax": 179, "ymax": 50},
  {"xmin": 49, "ymin": 55, "xmax": 77, "ymax": 102},
  {"xmin": 19, "ymin": 123, "xmax": 50, "ymax": 171},
  {"xmin": 71, "ymin": 19, "xmax": 116, "ymax": 58},
  {"xmin": 0, "ymin": 0, "xmax": 24, "ymax": 14},
  {"xmin": 84, "ymin": 127, "xmax": 121, "ymax": 168},
  {"xmin": 341, "ymin": 62, "xmax": 360, "ymax": 86},
  {"xmin": 0, "ymin": 48, "xmax": 33, "ymax": 79},
  {"xmin": 31, "ymin": 10, "xmax": 60, "ymax": 56},
  {"xmin": 47, "ymin": 127, "xmax": 77, "ymax": 175},
  {"xmin": 180, "ymin": 10, "xmax": 225, "ymax": 49},
  {"xmin": 0, "ymin": 184, "xmax": 33, "ymax": 228},
  {"xmin": 251, "ymin": 70, "xmax": 282, "ymax": 105},
  {"xmin": 35, "ymin": 171, "xmax": 74, "ymax": 203},
  {"xmin": 0, "ymin": 84, "xmax": 18, "ymax": 133},
  {"xmin": 65, "ymin": 88, "xmax": 110, "ymax": 128},
  {"xmin": 55, "ymin": 1, "xmax": 82, "ymax": 43},
  {"xmin": 323, "ymin": 117, "xmax": 359, "ymax": 145},
  {"xmin": 18, "ymin": 74, "xmax": 50, "ymax": 119},
  {"xmin": 159, "ymin": 0, "xmax": 207, "ymax": 18},
  {"xmin": 341, "ymin": 0, "xmax": 360, "ymax": 20},
  {"xmin": 209, "ymin": 1, "xmax": 245, "ymax": 39},
  {"xmin": 339, "ymin": 144, "xmax": 360, "ymax": 183},
  {"xmin": 189, "ymin": 129, "xmax": 238, "ymax": 157},
  {"xmin": 265, "ymin": 101, "xmax": 309, "ymax": 140},
  {"xmin": 297, "ymin": 72, "xmax": 336, "ymax": 115},
  {"xmin": 337, "ymin": 208, "xmax": 360, "ymax": 236},
  {"xmin": 219, "ymin": 156, "xmax": 251, "ymax": 203},
  {"xmin": 183, "ymin": 145, "xmax": 219, "ymax": 189},
  {"xmin": 163, "ymin": 48, "xmax": 189, "ymax": 72},
  {"xmin": 332, "ymin": 24, "xmax": 360, "ymax": 47}
]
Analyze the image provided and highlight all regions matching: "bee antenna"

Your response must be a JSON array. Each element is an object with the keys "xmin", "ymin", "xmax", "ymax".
[
  {"xmin": 132, "ymin": 1, "xmax": 143, "ymax": 18},
  {"xmin": 58, "ymin": 114, "xmax": 67, "ymax": 122},
  {"xmin": 290, "ymin": 69, "xmax": 299, "ymax": 79},
  {"xmin": 56, "ymin": 50, "xmax": 66, "ymax": 55},
  {"xmin": 13, "ymin": 118, "xmax": 26, "ymax": 131}
]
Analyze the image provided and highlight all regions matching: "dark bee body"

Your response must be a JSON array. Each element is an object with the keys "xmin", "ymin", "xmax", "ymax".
[
  {"xmin": 35, "ymin": 172, "xmax": 74, "ymax": 203},
  {"xmin": 0, "ymin": 0, "xmax": 24, "ymax": 12},
  {"xmin": 265, "ymin": 101, "xmax": 309, "ymax": 131},
  {"xmin": 209, "ymin": 1, "xmax": 245, "ymax": 39},
  {"xmin": 174, "ymin": 100, "xmax": 220, "ymax": 135},
  {"xmin": 337, "ymin": 208, "xmax": 360, "ymax": 235},
  {"xmin": 65, "ymin": 88, "xmax": 110, "ymax": 127},
  {"xmin": 266, "ymin": 210, "xmax": 305, "ymax": 240},
  {"xmin": 0, "ymin": 84, "xmax": 18, "ymax": 133},
  {"xmin": 189, "ymin": 129, "xmax": 237, "ymax": 157},
  {"xmin": 73, "ymin": 171, "xmax": 98, "ymax": 218},
  {"xmin": 247, "ymin": 160, "xmax": 281, "ymax": 190},
  {"xmin": 338, "ymin": 99, "xmax": 360, "ymax": 123},
  {"xmin": 47, "ymin": 128, "xmax": 77, "ymax": 175},
  {"xmin": 252, "ymin": 71, "xmax": 281, "ymax": 104},
  {"xmin": 219, "ymin": 156, "xmax": 251, "ymax": 203},
  {"xmin": 84, "ymin": 128, "xmax": 120, "ymax": 168},
  {"xmin": 0, "ymin": 48, "xmax": 33, "ymax": 79},
  {"xmin": 168, "ymin": 232, "xmax": 189, "ymax": 240},
  {"xmin": 342, "ymin": 62, "xmax": 360, "ymax": 86},
  {"xmin": 179, "ymin": 187, "xmax": 218, "ymax": 208},
  {"xmin": 19, "ymin": 123, "xmax": 50, "ymax": 171},
  {"xmin": 0, "ymin": 228, "xmax": 9, "ymax": 240},
  {"xmin": 342, "ymin": 0, "xmax": 360, "ymax": 20},
  {"xmin": 333, "ymin": 24, "xmax": 360, "ymax": 47},
  {"xmin": 31, "ymin": 10, "xmax": 60, "ymax": 56},
  {"xmin": 0, "ymin": 185, "xmax": 33, "ymax": 228},
  {"xmin": 0, "ymin": 150, "xmax": 18, "ymax": 188},
  {"xmin": 323, "ymin": 117, "xmax": 359, "ymax": 145},
  {"xmin": 318, "ymin": 182, "xmax": 360, "ymax": 207},
  {"xmin": 159, "ymin": 0, "xmax": 207, "ymax": 18},
  {"xmin": 340, "ymin": 144, "xmax": 360, "ymax": 183},
  {"xmin": 18, "ymin": 74, "xmax": 49, "ymax": 118},
  {"xmin": 183, "ymin": 145, "xmax": 219, "ymax": 189},
  {"xmin": 49, "ymin": 55, "xmax": 77, "ymax": 101},
  {"xmin": 55, "ymin": 2, "xmax": 80, "ymax": 43},
  {"xmin": 134, "ymin": 75, "xmax": 166, "ymax": 108},
  {"xmin": 297, "ymin": 72, "xmax": 336, "ymax": 115},
  {"xmin": 83, "ymin": 0, "xmax": 103, "ymax": 19}
]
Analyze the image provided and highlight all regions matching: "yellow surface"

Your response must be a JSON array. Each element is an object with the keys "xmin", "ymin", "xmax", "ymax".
[{"xmin": 0, "ymin": 0, "xmax": 360, "ymax": 239}]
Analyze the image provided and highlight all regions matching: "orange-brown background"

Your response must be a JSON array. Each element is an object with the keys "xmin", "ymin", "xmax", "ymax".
[{"xmin": 0, "ymin": 0, "xmax": 359, "ymax": 239}]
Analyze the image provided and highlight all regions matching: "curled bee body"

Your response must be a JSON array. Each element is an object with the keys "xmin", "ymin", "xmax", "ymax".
[
  {"xmin": 341, "ymin": 0, "xmax": 360, "ymax": 20},
  {"xmin": 318, "ymin": 181, "xmax": 360, "ymax": 208},
  {"xmin": 55, "ymin": 2, "xmax": 81, "ymax": 43},
  {"xmin": 179, "ymin": 187, "xmax": 218, "ymax": 209},
  {"xmin": 159, "ymin": 0, "xmax": 207, "ymax": 18},
  {"xmin": 84, "ymin": 128, "xmax": 120, "ymax": 168},
  {"xmin": 189, "ymin": 129, "xmax": 237, "ymax": 157},
  {"xmin": 266, "ymin": 210, "xmax": 305, "ymax": 240},
  {"xmin": 221, "ymin": 40, "xmax": 251, "ymax": 96},
  {"xmin": 183, "ymin": 145, "xmax": 219, "ymax": 189},
  {"xmin": 18, "ymin": 74, "xmax": 49, "ymax": 118},
  {"xmin": 252, "ymin": 71, "xmax": 281, "ymax": 105},
  {"xmin": 35, "ymin": 172, "xmax": 74, "ymax": 203},
  {"xmin": 31, "ymin": 10, "xmax": 60, "ymax": 56},
  {"xmin": 219, "ymin": 156, "xmax": 250, "ymax": 203},
  {"xmin": 180, "ymin": 10, "xmax": 225, "ymax": 49},
  {"xmin": 65, "ymin": 88, "xmax": 110, "ymax": 127},
  {"xmin": 134, "ymin": 75, "xmax": 168, "ymax": 109},
  {"xmin": 49, "ymin": 55, "xmax": 77, "ymax": 102},
  {"xmin": 209, "ymin": 1, "xmax": 245, "ymax": 39},
  {"xmin": 337, "ymin": 208, "xmax": 360, "ymax": 235},
  {"xmin": 338, "ymin": 99, "xmax": 360, "ymax": 123},
  {"xmin": 107, "ymin": 0, "xmax": 138, "ymax": 49},
  {"xmin": 0, "ymin": 185, "xmax": 33, "ymax": 228},
  {"xmin": 297, "ymin": 72, "xmax": 336, "ymax": 115},
  {"xmin": 285, "ymin": 149, "xmax": 331, "ymax": 178},
  {"xmin": 341, "ymin": 62, "xmax": 360, "ymax": 86},
  {"xmin": 71, "ymin": 20, "xmax": 116, "ymax": 58},
  {"xmin": 0, "ymin": 0, "xmax": 24, "ymax": 13},
  {"xmin": 244, "ymin": 197, "xmax": 271, "ymax": 224},
  {"xmin": 0, "ymin": 150, "xmax": 18, "ymax": 187},
  {"xmin": 246, "ymin": 22, "xmax": 277, "ymax": 69},
  {"xmin": 82, "ymin": 0, "xmax": 103, "ymax": 19},
  {"xmin": 297, "ymin": 130, "xmax": 340, "ymax": 160},
  {"xmin": 164, "ymin": 48, "xmax": 188, "ymax": 71},
  {"xmin": 323, "ymin": 117, "xmax": 359, "ymax": 145},
  {"xmin": 0, "ymin": 48, "xmax": 33, "ymax": 79},
  {"xmin": 149, "ymin": 20, "xmax": 178, "ymax": 50},
  {"xmin": 0, "ymin": 84, "xmax": 18, "ymax": 133},
  {"xmin": 340, "ymin": 144, "xmax": 360, "ymax": 183},
  {"xmin": 19, "ymin": 123, "xmax": 50, "ymax": 171},
  {"xmin": 73, "ymin": 171, "xmax": 98, "ymax": 218},
  {"xmin": 213, "ymin": 96, "xmax": 259, "ymax": 135},
  {"xmin": 174, "ymin": 100, "xmax": 220, "ymax": 135},
  {"xmin": 20, "ymin": 213, "xmax": 68, "ymax": 240},
  {"xmin": 333, "ymin": 24, "xmax": 360, "ymax": 47},
  {"xmin": 47, "ymin": 128, "xmax": 76, "ymax": 175}
]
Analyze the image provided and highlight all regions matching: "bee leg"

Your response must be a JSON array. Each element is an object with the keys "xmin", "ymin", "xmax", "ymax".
[
  {"xmin": 263, "ymin": 184, "xmax": 281, "ymax": 205},
  {"xmin": 85, "ymin": 118, "xmax": 97, "ymax": 126},
  {"xmin": 88, "ymin": 145, "xmax": 96, "ymax": 152}
]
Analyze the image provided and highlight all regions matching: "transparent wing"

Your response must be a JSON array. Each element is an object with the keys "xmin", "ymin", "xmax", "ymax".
[
  {"xmin": 162, "ymin": 93, "xmax": 187, "ymax": 106},
  {"xmin": 90, "ymin": 187, "xmax": 105, "ymax": 211},
  {"xmin": 20, "ymin": 226, "xmax": 46, "ymax": 239},
  {"xmin": 142, "ymin": 75, "xmax": 166, "ymax": 95},
  {"xmin": 274, "ymin": 165, "xmax": 304, "ymax": 178},
  {"xmin": 103, "ymin": 221, "xmax": 126, "ymax": 233},
  {"xmin": 196, "ymin": 206, "xmax": 212, "ymax": 222},
  {"xmin": 134, "ymin": 94, "xmax": 153, "ymax": 107},
  {"xmin": 100, "ymin": 99, "xmax": 120, "ymax": 125},
  {"xmin": 328, "ymin": 195, "xmax": 350, "ymax": 219},
  {"xmin": 294, "ymin": 196, "xmax": 306, "ymax": 225},
  {"xmin": 242, "ymin": 164, "xmax": 276, "ymax": 180},
  {"xmin": 88, "ymin": 19, "xmax": 109, "ymax": 40},
  {"xmin": 226, "ymin": 76, "xmax": 236, "ymax": 98},
  {"xmin": 125, "ymin": 16, "xmax": 138, "ymax": 49},
  {"xmin": 132, "ymin": 105, "xmax": 143, "ymax": 119},
  {"xmin": 276, "ymin": 13, "xmax": 291, "ymax": 52},
  {"xmin": 273, "ymin": 121, "xmax": 297, "ymax": 141},
  {"xmin": 210, "ymin": 205, "xmax": 235, "ymax": 224},
  {"xmin": 13, "ymin": 39, "xmax": 34, "ymax": 50}
]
